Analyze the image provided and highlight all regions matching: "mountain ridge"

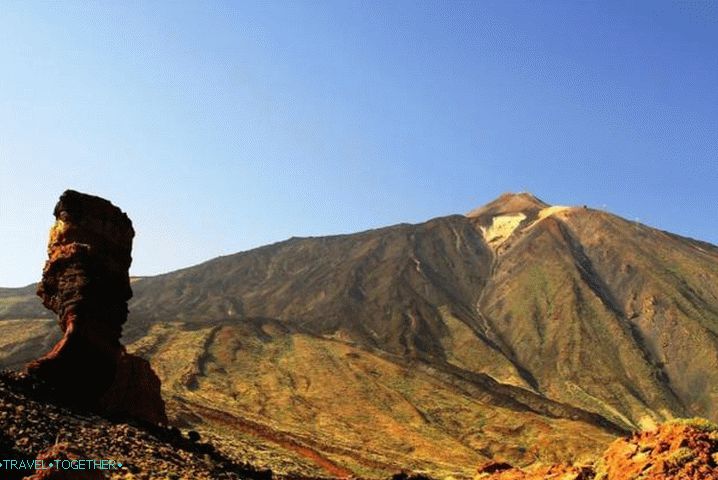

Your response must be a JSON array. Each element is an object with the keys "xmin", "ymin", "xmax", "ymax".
[{"xmin": 2, "ymin": 192, "xmax": 716, "ymax": 290}]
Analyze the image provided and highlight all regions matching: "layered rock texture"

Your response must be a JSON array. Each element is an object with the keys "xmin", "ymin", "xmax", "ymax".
[
  {"xmin": 25, "ymin": 190, "xmax": 166, "ymax": 425},
  {"xmin": 3, "ymin": 192, "xmax": 718, "ymax": 478}
]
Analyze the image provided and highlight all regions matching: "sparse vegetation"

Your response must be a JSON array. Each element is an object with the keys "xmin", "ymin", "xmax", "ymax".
[
  {"xmin": 665, "ymin": 447, "xmax": 695, "ymax": 468},
  {"xmin": 592, "ymin": 458, "xmax": 607, "ymax": 480},
  {"xmin": 666, "ymin": 417, "xmax": 718, "ymax": 432}
]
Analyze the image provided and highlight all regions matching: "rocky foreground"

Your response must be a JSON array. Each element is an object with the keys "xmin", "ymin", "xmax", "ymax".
[
  {"xmin": 0, "ymin": 371, "xmax": 271, "ymax": 480},
  {"xmin": 475, "ymin": 418, "xmax": 718, "ymax": 479},
  {"xmin": 3, "ymin": 366, "xmax": 717, "ymax": 480}
]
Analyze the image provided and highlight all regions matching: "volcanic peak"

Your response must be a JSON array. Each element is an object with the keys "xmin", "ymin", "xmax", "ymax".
[
  {"xmin": 466, "ymin": 192, "xmax": 550, "ymax": 220},
  {"xmin": 466, "ymin": 192, "xmax": 575, "ymax": 249}
]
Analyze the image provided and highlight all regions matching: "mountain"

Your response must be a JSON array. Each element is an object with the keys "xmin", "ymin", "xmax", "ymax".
[{"xmin": 2, "ymin": 192, "xmax": 718, "ymax": 478}]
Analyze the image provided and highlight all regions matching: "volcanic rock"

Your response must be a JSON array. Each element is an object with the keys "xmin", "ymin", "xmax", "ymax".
[
  {"xmin": 594, "ymin": 418, "xmax": 718, "ymax": 480},
  {"xmin": 475, "ymin": 419, "xmax": 718, "ymax": 479},
  {"xmin": 25, "ymin": 190, "xmax": 166, "ymax": 424}
]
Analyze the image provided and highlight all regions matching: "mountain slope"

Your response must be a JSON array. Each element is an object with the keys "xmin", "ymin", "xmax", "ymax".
[{"xmin": 2, "ymin": 192, "xmax": 718, "ymax": 478}]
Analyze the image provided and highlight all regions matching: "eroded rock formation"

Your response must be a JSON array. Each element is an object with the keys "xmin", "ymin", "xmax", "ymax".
[{"xmin": 26, "ymin": 190, "xmax": 167, "ymax": 425}]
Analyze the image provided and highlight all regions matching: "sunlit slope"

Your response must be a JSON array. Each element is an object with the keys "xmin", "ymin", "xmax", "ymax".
[
  {"xmin": 0, "ymin": 284, "xmax": 49, "ymax": 319},
  {"xmin": 128, "ymin": 215, "xmax": 496, "ymax": 361},
  {"xmin": 0, "ymin": 285, "xmax": 57, "ymax": 370},
  {"xmin": 473, "ymin": 204, "xmax": 718, "ymax": 430},
  {"xmin": 126, "ymin": 320, "xmax": 616, "ymax": 478}
]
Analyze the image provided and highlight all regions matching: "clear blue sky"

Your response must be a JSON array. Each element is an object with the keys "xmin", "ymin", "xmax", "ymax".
[{"xmin": 1, "ymin": 1, "xmax": 717, "ymax": 287}]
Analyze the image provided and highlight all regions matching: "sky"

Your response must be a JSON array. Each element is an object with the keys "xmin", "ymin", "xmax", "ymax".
[{"xmin": 1, "ymin": 1, "xmax": 717, "ymax": 287}]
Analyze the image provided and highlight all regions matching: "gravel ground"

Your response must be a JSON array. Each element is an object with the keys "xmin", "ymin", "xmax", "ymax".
[{"xmin": 0, "ymin": 371, "xmax": 272, "ymax": 480}]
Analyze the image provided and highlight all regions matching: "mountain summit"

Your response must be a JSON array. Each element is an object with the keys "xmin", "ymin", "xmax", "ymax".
[
  {"xmin": 2, "ymin": 193, "xmax": 718, "ymax": 478},
  {"xmin": 466, "ymin": 191, "xmax": 550, "ymax": 219}
]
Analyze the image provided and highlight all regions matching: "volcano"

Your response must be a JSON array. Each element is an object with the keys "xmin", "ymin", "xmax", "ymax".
[{"xmin": 2, "ymin": 192, "xmax": 717, "ymax": 478}]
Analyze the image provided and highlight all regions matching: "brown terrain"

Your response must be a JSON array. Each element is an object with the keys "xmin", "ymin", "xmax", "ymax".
[{"xmin": 1, "ymin": 191, "xmax": 718, "ymax": 478}]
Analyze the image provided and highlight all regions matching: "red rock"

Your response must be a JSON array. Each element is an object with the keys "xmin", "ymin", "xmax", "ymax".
[
  {"xmin": 26, "ymin": 190, "xmax": 167, "ymax": 425},
  {"xmin": 475, "ymin": 419, "xmax": 718, "ymax": 479},
  {"xmin": 595, "ymin": 418, "xmax": 718, "ymax": 480}
]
